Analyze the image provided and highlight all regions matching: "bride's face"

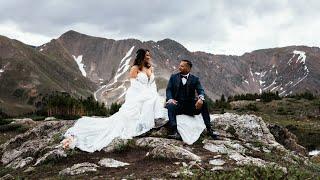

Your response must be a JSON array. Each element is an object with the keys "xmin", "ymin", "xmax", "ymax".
[{"xmin": 144, "ymin": 51, "xmax": 151, "ymax": 63}]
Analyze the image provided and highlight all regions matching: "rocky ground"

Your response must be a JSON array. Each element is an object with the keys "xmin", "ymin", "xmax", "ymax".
[{"xmin": 0, "ymin": 113, "xmax": 320, "ymax": 179}]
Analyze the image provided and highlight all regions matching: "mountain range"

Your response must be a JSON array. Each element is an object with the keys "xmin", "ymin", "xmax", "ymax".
[{"xmin": 1, "ymin": 30, "xmax": 319, "ymax": 115}]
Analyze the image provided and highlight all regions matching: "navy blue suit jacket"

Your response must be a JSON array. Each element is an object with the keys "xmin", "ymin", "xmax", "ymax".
[{"xmin": 166, "ymin": 73, "xmax": 205, "ymax": 102}]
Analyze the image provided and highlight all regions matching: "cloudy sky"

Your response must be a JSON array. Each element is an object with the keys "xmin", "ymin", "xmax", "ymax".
[{"xmin": 0, "ymin": 0, "xmax": 319, "ymax": 55}]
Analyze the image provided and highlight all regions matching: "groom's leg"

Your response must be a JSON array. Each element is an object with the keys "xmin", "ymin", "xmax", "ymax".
[
  {"xmin": 200, "ymin": 102, "xmax": 212, "ymax": 129},
  {"xmin": 194, "ymin": 101, "xmax": 212, "ymax": 130},
  {"xmin": 166, "ymin": 103, "xmax": 178, "ymax": 132},
  {"xmin": 194, "ymin": 101, "xmax": 219, "ymax": 139}
]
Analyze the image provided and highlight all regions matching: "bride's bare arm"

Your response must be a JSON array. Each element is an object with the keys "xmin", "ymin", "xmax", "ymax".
[{"xmin": 129, "ymin": 65, "xmax": 139, "ymax": 79}]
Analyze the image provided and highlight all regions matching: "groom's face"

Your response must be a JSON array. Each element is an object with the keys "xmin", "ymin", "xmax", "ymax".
[{"xmin": 179, "ymin": 61, "xmax": 191, "ymax": 74}]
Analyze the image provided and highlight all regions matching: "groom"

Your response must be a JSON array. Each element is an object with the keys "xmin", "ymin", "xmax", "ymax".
[{"xmin": 165, "ymin": 59, "xmax": 219, "ymax": 140}]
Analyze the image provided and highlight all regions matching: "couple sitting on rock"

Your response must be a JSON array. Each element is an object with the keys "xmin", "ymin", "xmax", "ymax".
[{"xmin": 62, "ymin": 48, "xmax": 219, "ymax": 153}]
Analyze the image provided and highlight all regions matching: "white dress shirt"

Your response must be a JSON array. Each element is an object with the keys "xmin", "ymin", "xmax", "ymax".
[{"xmin": 181, "ymin": 73, "xmax": 189, "ymax": 85}]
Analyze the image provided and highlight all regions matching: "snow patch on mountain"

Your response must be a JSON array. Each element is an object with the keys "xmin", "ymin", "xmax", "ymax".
[
  {"xmin": 270, "ymin": 85, "xmax": 280, "ymax": 92},
  {"xmin": 0, "ymin": 68, "xmax": 4, "ymax": 78},
  {"xmin": 72, "ymin": 55, "xmax": 86, "ymax": 77},
  {"xmin": 293, "ymin": 75, "xmax": 308, "ymax": 87},
  {"xmin": 115, "ymin": 46, "xmax": 135, "ymax": 80},
  {"xmin": 247, "ymin": 50, "xmax": 310, "ymax": 96},
  {"xmin": 294, "ymin": 50, "xmax": 306, "ymax": 64},
  {"xmin": 94, "ymin": 46, "xmax": 135, "ymax": 103},
  {"xmin": 38, "ymin": 44, "xmax": 46, "ymax": 52},
  {"xmin": 250, "ymin": 67, "xmax": 255, "ymax": 82},
  {"xmin": 291, "ymin": 50, "xmax": 309, "ymax": 87},
  {"xmin": 0, "ymin": 63, "xmax": 10, "ymax": 77},
  {"xmin": 279, "ymin": 91, "xmax": 286, "ymax": 96},
  {"xmin": 263, "ymin": 79, "xmax": 277, "ymax": 90}
]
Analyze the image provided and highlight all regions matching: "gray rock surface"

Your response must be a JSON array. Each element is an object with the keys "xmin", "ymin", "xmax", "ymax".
[
  {"xmin": 98, "ymin": 158, "xmax": 129, "ymax": 168},
  {"xmin": 102, "ymin": 138, "xmax": 130, "ymax": 153},
  {"xmin": 150, "ymin": 144, "xmax": 201, "ymax": 162},
  {"xmin": 0, "ymin": 121, "xmax": 74, "ymax": 167},
  {"xmin": 135, "ymin": 137, "xmax": 183, "ymax": 148},
  {"xmin": 34, "ymin": 148, "xmax": 67, "ymax": 166},
  {"xmin": 5, "ymin": 157, "xmax": 33, "ymax": 169},
  {"xmin": 59, "ymin": 162, "xmax": 99, "ymax": 176}
]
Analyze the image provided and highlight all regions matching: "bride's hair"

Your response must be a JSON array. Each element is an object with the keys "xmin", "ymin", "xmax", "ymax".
[{"xmin": 133, "ymin": 48, "xmax": 151, "ymax": 70}]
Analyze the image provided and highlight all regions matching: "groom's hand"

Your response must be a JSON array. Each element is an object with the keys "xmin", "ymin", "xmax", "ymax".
[
  {"xmin": 195, "ymin": 99, "xmax": 203, "ymax": 109},
  {"xmin": 167, "ymin": 99, "xmax": 178, "ymax": 105}
]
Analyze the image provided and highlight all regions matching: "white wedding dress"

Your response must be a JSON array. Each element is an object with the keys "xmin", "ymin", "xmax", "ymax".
[{"xmin": 63, "ymin": 72, "xmax": 205, "ymax": 152}]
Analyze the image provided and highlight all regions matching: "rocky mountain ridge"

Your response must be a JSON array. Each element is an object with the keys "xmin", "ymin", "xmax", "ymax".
[
  {"xmin": 1, "ymin": 30, "xmax": 320, "ymax": 114},
  {"xmin": 39, "ymin": 30, "xmax": 320, "ymax": 105}
]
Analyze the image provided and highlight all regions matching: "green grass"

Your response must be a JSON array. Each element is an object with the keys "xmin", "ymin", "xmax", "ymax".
[
  {"xmin": 0, "ymin": 119, "xmax": 13, "ymax": 125},
  {"xmin": 184, "ymin": 164, "xmax": 320, "ymax": 180},
  {"xmin": 0, "ymin": 123, "xmax": 29, "ymax": 133},
  {"xmin": 29, "ymin": 115, "xmax": 46, "ymax": 121}
]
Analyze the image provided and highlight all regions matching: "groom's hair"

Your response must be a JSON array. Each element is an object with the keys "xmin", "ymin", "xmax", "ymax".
[{"xmin": 181, "ymin": 59, "xmax": 192, "ymax": 68}]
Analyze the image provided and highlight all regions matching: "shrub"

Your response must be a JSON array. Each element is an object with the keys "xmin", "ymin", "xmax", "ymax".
[
  {"xmin": 0, "ymin": 123, "xmax": 28, "ymax": 133},
  {"xmin": 34, "ymin": 91, "xmax": 122, "ymax": 118},
  {"xmin": 108, "ymin": 102, "xmax": 121, "ymax": 116},
  {"xmin": 0, "ymin": 109, "xmax": 9, "ymax": 120},
  {"xmin": 0, "ymin": 119, "xmax": 12, "ymax": 126},
  {"xmin": 286, "ymin": 91, "xmax": 317, "ymax": 100},
  {"xmin": 246, "ymin": 103, "xmax": 259, "ymax": 111}
]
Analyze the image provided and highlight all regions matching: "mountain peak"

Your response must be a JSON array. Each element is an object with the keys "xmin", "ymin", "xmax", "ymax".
[
  {"xmin": 58, "ymin": 30, "xmax": 84, "ymax": 39},
  {"xmin": 62, "ymin": 30, "xmax": 81, "ymax": 36},
  {"xmin": 157, "ymin": 38, "xmax": 180, "ymax": 45},
  {"xmin": 157, "ymin": 38, "xmax": 189, "ymax": 53}
]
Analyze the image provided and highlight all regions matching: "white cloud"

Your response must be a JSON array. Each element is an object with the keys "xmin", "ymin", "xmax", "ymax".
[
  {"xmin": 0, "ymin": 21, "xmax": 51, "ymax": 46},
  {"xmin": 0, "ymin": 0, "xmax": 319, "ymax": 55}
]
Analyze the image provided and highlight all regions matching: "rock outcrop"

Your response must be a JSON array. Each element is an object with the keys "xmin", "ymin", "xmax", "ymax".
[
  {"xmin": 59, "ymin": 162, "xmax": 99, "ymax": 176},
  {"xmin": 268, "ymin": 124, "xmax": 307, "ymax": 156},
  {"xmin": 0, "ymin": 113, "xmax": 313, "ymax": 178}
]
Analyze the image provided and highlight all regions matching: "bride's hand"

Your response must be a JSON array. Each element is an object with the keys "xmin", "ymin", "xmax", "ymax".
[
  {"xmin": 61, "ymin": 139, "xmax": 70, "ymax": 149},
  {"xmin": 61, "ymin": 136, "xmax": 74, "ymax": 149},
  {"xmin": 167, "ymin": 99, "xmax": 178, "ymax": 105}
]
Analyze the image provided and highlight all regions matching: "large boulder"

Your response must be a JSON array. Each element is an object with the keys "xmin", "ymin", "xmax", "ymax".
[
  {"xmin": 211, "ymin": 113, "xmax": 278, "ymax": 146},
  {"xmin": 149, "ymin": 144, "xmax": 201, "ymax": 162},
  {"xmin": 0, "ymin": 120, "xmax": 74, "ymax": 167},
  {"xmin": 268, "ymin": 124, "xmax": 307, "ymax": 156}
]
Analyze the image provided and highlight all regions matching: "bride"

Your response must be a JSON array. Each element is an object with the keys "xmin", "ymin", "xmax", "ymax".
[{"xmin": 61, "ymin": 48, "xmax": 164, "ymax": 152}]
